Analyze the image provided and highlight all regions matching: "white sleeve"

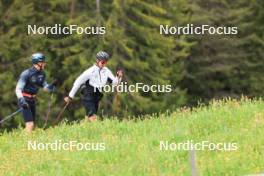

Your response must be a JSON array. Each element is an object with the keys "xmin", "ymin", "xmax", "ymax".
[
  {"xmin": 15, "ymin": 70, "xmax": 28, "ymax": 99},
  {"xmin": 69, "ymin": 68, "xmax": 93, "ymax": 98},
  {"xmin": 107, "ymin": 69, "xmax": 120, "ymax": 86},
  {"xmin": 16, "ymin": 80, "xmax": 25, "ymax": 98}
]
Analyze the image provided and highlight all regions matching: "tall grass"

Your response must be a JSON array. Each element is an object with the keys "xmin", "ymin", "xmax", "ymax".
[{"xmin": 0, "ymin": 98, "xmax": 264, "ymax": 175}]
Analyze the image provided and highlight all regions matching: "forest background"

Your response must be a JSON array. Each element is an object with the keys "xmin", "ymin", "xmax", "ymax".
[{"xmin": 0, "ymin": 0, "xmax": 263, "ymax": 129}]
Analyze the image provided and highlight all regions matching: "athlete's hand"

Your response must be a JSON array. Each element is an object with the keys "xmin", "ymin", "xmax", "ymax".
[
  {"xmin": 116, "ymin": 69, "xmax": 123, "ymax": 78},
  {"xmin": 47, "ymin": 84, "xmax": 56, "ymax": 92},
  {"xmin": 64, "ymin": 96, "xmax": 72, "ymax": 104},
  {"xmin": 18, "ymin": 97, "xmax": 29, "ymax": 108}
]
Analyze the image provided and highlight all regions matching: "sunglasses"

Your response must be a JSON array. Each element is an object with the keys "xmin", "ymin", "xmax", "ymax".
[{"xmin": 101, "ymin": 60, "xmax": 107, "ymax": 64}]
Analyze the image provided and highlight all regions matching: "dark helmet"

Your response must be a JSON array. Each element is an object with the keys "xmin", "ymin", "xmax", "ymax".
[
  {"xmin": 32, "ymin": 53, "xmax": 45, "ymax": 64},
  {"xmin": 96, "ymin": 51, "xmax": 109, "ymax": 61}
]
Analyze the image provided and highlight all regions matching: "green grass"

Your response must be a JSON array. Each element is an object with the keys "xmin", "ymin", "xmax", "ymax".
[{"xmin": 1, "ymin": 98, "xmax": 264, "ymax": 176}]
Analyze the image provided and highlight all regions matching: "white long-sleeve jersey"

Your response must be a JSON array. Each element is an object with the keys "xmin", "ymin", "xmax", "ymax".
[{"xmin": 69, "ymin": 65, "xmax": 120, "ymax": 98}]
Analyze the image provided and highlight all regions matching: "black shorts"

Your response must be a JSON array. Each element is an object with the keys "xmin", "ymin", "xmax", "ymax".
[
  {"xmin": 81, "ymin": 92, "xmax": 103, "ymax": 117},
  {"xmin": 21, "ymin": 97, "xmax": 36, "ymax": 122}
]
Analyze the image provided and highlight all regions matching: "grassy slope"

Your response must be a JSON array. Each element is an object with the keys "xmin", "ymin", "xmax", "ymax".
[{"xmin": 0, "ymin": 99, "xmax": 264, "ymax": 176}]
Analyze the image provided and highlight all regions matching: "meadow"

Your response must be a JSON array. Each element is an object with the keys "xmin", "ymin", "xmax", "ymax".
[{"xmin": 0, "ymin": 98, "xmax": 263, "ymax": 175}]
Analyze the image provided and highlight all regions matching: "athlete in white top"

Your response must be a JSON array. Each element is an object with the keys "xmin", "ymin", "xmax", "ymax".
[
  {"xmin": 68, "ymin": 64, "xmax": 120, "ymax": 98},
  {"xmin": 64, "ymin": 51, "xmax": 123, "ymax": 121}
]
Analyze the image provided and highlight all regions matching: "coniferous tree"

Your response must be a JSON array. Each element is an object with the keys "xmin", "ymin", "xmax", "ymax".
[
  {"xmin": 99, "ymin": 0, "xmax": 189, "ymax": 116},
  {"xmin": 181, "ymin": 0, "xmax": 262, "ymax": 104}
]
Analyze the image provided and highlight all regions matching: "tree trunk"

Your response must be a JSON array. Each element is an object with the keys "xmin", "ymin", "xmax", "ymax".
[
  {"xmin": 70, "ymin": 0, "xmax": 76, "ymax": 19},
  {"xmin": 96, "ymin": 0, "xmax": 100, "ymax": 26}
]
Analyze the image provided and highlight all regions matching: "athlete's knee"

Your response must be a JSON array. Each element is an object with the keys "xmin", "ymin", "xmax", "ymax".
[{"xmin": 25, "ymin": 122, "xmax": 34, "ymax": 132}]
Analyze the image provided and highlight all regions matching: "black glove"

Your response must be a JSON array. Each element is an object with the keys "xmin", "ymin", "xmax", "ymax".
[{"xmin": 18, "ymin": 97, "xmax": 29, "ymax": 108}]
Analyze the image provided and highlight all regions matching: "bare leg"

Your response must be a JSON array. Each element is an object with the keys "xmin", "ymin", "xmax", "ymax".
[
  {"xmin": 25, "ymin": 122, "xmax": 34, "ymax": 133},
  {"xmin": 86, "ymin": 115, "xmax": 97, "ymax": 122}
]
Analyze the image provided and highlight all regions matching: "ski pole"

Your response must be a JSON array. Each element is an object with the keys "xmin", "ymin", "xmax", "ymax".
[
  {"xmin": 0, "ymin": 108, "xmax": 23, "ymax": 124},
  {"xmin": 43, "ymin": 79, "xmax": 58, "ymax": 128},
  {"xmin": 43, "ymin": 91, "xmax": 54, "ymax": 128},
  {"xmin": 52, "ymin": 102, "xmax": 69, "ymax": 127}
]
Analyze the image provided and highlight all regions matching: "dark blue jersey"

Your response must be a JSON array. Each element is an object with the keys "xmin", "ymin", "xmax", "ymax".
[{"xmin": 15, "ymin": 67, "xmax": 49, "ymax": 98}]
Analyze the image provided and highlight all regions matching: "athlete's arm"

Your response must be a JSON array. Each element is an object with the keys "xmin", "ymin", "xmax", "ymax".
[
  {"xmin": 107, "ymin": 69, "xmax": 121, "ymax": 86},
  {"xmin": 42, "ymin": 81, "xmax": 54, "ymax": 92},
  {"xmin": 15, "ymin": 70, "xmax": 29, "ymax": 98},
  {"xmin": 68, "ymin": 68, "xmax": 93, "ymax": 98}
]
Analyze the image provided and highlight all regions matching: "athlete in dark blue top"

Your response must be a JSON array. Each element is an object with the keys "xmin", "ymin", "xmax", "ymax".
[{"xmin": 15, "ymin": 53, "xmax": 55, "ymax": 133}]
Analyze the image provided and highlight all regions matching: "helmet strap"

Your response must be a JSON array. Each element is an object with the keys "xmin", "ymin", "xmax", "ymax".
[
  {"xmin": 96, "ymin": 60, "xmax": 100, "ymax": 67},
  {"xmin": 36, "ymin": 63, "xmax": 44, "ymax": 71}
]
